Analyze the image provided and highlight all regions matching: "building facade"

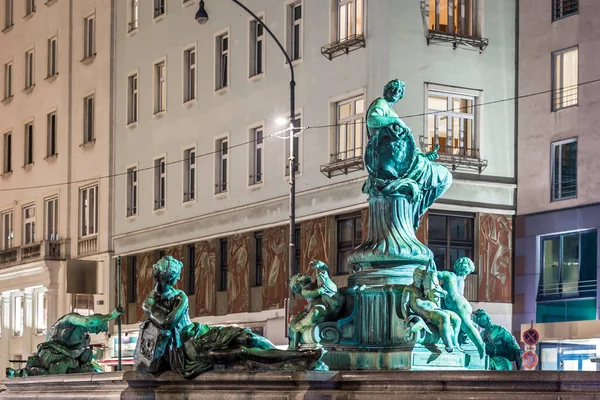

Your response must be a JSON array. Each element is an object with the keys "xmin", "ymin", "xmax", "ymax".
[
  {"xmin": 0, "ymin": 0, "xmax": 114, "ymax": 373},
  {"xmin": 112, "ymin": 0, "xmax": 516, "ymax": 367},
  {"xmin": 514, "ymin": 0, "xmax": 600, "ymax": 371}
]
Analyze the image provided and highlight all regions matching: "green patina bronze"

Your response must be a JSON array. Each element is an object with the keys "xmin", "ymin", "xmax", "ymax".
[
  {"xmin": 472, "ymin": 309, "xmax": 523, "ymax": 370},
  {"xmin": 6, "ymin": 308, "xmax": 122, "ymax": 377},
  {"xmin": 133, "ymin": 256, "xmax": 324, "ymax": 378}
]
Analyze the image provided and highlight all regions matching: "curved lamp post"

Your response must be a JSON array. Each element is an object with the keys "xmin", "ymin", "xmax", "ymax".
[{"xmin": 196, "ymin": 0, "xmax": 297, "ymax": 341}]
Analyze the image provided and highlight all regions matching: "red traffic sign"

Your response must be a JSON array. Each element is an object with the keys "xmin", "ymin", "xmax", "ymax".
[
  {"xmin": 523, "ymin": 328, "xmax": 540, "ymax": 346},
  {"xmin": 522, "ymin": 350, "xmax": 539, "ymax": 369}
]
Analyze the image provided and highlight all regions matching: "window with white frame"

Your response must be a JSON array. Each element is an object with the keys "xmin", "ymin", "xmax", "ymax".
[
  {"xmin": 184, "ymin": 148, "xmax": 196, "ymax": 201},
  {"xmin": 24, "ymin": 121, "xmax": 33, "ymax": 165},
  {"xmin": 4, "ymin": 61, "xmax": 12, "ymax": 99},
  {"xmin": 285, "ymin": 115, "xmax": 301, "ymax": 176},
  {"xmin": 551, "ymin": 138, "xmax": 577, "ymax": 201},
  {"xmin": 126, "ymin": 167, "xmax": 137, "ymax": 216},
  {"xmin": 428, "ymin": 0, "xmax": 478, "ymax": 37},
  {"xmin": 35, "ymin": 290, "xmax": 47, "ymax": 334},
  {"xmin": 83, "ymin": 94, "xmax": 94, "ymax": 143},
  {"xmin": 23, "ymin": 204, "xmax": 35, "ymax": 244},
  {"xmin": 84, "ymin": 15, "xmax": 95, "ymax": 59},
  {"xmin": 129, "ymin": 0, "xmax": 138, "ymax": 31},
  {"xmin": 71, "ymin": 293, "xmax": 94, "ymax": 316},
  {"xmin": 80, "ymin": 185, "xmax": 98, "ymax": 237},
  {"xmin": 4, "ymin": 0, "xmax": 13, "ymax": 29},
  {"xmin": 47, "ymin": 36, "xmax": 57, "ymax": 77},
  {"xmin": 426, "ymin": 89, "xmax": 477, "ymax": 158},
  {"xmin": 154, "ymin": 158, "xmax": 166, "ymax": 209},
  {"xmin": 13, "ymin": 294, "xmax": 23, "ymax": 337},
  {"xmin": 127, "ymin": 73, "xmax": 138, "ymax": 124},
  {"xmin": 154, "ymin": 0, "xmax": 164, "ymax": 18},
  {"xmin": 334, "ymin": 95, "xmax": 365, "ymax": 161},
  {"xmin": 249, "ymin": 17, "xmax": 264, "ymax": 77},
  {"xmin": 25, "ymin": 0, "xmax": 34, "ymax": 15},
  {"xmin": 44, "ymin": 197, "xmax": 58, "ymax": 241},
  {"xmin": 1, "ymin": 210, "xmax": 13, "ymax": 250},
  {"xmin": 552, "ymin": 47, "xmax": 578, "ymax": 111},
  {"xmin": 215, "ymin": 138, "xmax": 228, "ymax": 194},
  {"xmin": 288, "ymin": 1, "xmax": 302, "ymax": 61},
  {"xmin": 215, "ymin": 33, "xmax": 229, "ymax": 90},
  {"xmin": 154, "ymin": 60, "xmax": 166, "ymax": 114},
  {"xmin": 249, "ymin": 126, "xmax": 263, "ymax": 185},
  {"xmin": 25, "ymin": 49, "xmax": 34, "ymax": 89},
  {"xmin": 47, "ymin": 111, "xmax": 57, "ymax": 157},
  {"xmin": 183, "ymin": 47, "xmax": 196, "ymax": 102},
  {"xmin": 337, "ymin": 0, "xmax": 364, "ymax": 41},
  {"xmin": 3, "ymin": 131, "xmax": 11, "ymax": 173},
  {"xmin": 553, "ymin": 0, "xmax": 578, "ymax": 20}
]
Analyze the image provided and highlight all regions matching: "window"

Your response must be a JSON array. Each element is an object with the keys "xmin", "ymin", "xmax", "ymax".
[
  {"xmin": 428, "ymin": 0, "xmax": 477, "ymax": 37},
  {"xmin": 80, "ymin": 185, "xmax": 98, "ymax": 237},
  {"xmin": 47, "ymin": 111, "xmax": 56, "ymax": 157},
  {"xmin": 183, "ymin": 148, "xmax": 196, "ymax": 201},
  {"xmin": 25, "ymin": 0, "xmax": 34, "ymax": 15},
  {"xmin": 84, "ymin": 15, "xmax": 95, "ymax": 59},
  {"xmin": 3, "ymin": 131, "xmax": 11, "ymax": 173},
  {"xmin": 24, "ymin": 122, "xmax": 33, "ymax": 165},
  {"xmin": 22, "ymin": 204, "xmax": 35, "ymax": 244},
  {"xmin": 129, "ymin": 0, "xmax": 138, "ymax": 31},
  {"xmin": 249, "ymin": 17, "xmax": 264, "ymax": 77},
  {"xmin": 215, "ymin": 33, "xmax": 229, "ymax": 90},
  {"xmin": 219, "ymin": 239, "xmax": 228, "ymax": 291},
  {"xmin": 428, "ymin": 213, "xmax": 474, "ymax": 271},
  {"xmin": 127, "ymin": 255, "xmax": 137, "ymax": 303},
  {"xmin": 427, "ymin": 89, "xmax": 477, "ymax": 157},
  {"xmin": 551, "ymin": 138, "xmax": 577, "ymax": 201},
  {"xmin": 154, "ymin": 60, "xmax": 166, "ymax": 114},
  {"xmin": 25, "ymin": 49, "xmax": 34, "ymax": 89},
  {"xmin": 336, "ymin": 213, "xmax": 362, "ymax": 274},
  {"xmin": 337, "ymin": 0, "xmax": 363, "ymax": 41},
  {"xmin": 47, "ymin": 36, "xmax": 57, "ymax": 77},
  {"xmin": 71, "ymin": 294, "xmax": 94, "ymax": 315},
  {"xmin": 126, "ymin": 167, "xmax": 137, "ymax": 216},
  {"xmin": 1, "ymin": 210, "xmax": 13, "ymax": 250},
  {"xmin": 3, "ymin": 61, "xmax": 12, "ymax": 99},
  {"xmin": 288, "ymin": 1, "xmax": 302, "ymax": 61},
  {"xmin": 249, "ymin": 126, "xmax": 263, "ymax": 185},
  {"xmin": 183, "ymin": 47, "xmax": 196, "ymax": 102},
  {"xmin": 215, "ymin": 138, "xmax": 228, "ymax": 194},
  {"xmin": 154, "ymin": 0, "xmax": 164, "ymax": 18},
  {"xmin": 552, "ymin": 47, "xmax": 578, "ymax": 110},
  {"xmin": 35, "ymin": 291, "xmax": 47, "ymax": 334},
  {"xmin": 254, "ymin": 233, "xmax": 263, "ymax": 287},
  {"xmin": 553, "ymin": 0, "xmax": 578, "ymax": 20},
  {"xmin": 44, "ymin": 197, "xmax": 58, "ymax": 240},
  {"xmin": 13, "ymin": 295, "xmax": 23, "ymax": 336},
  {"xmin": 83, "ymin": 95, "xmax": 94, "ymax": 143},
  {"xmin": 4, "ymin": 0, "xmax": 13, "ymax": 29},
  {"xmin": 285, "ymin": 115, "xmax": 301, "ymax": 176},
  {"xmin": 538, "ymin": 230, "xmax": 596, "ymax": 302},
  {"xmin": 127, "ymin": 74, "xmax": 138, "ymax": 124},
  {"xmin": 335, "ymin": 95, "xmax": 365, "ymax": 162},
  {"xmin": 154, "ymin": 157, "xmax": 166, "ymax": 209},
  {"xmin": 185, "ymin": 244, "xmax": 195, "ymax": 295}
]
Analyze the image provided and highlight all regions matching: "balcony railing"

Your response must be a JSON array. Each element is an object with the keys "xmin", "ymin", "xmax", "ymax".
[
  {"xmin": 78, "ymin": 235, "xmax": 98, "ymax": 257},
  {"xmin": 537, "ymin": 279, "xmax": 597, "ymax": 301},
  {"xmin": 419, "ymin": 138, "xmax": 488, "ymax": 173},
  {"xmin": 321, "ymin": 33, "xmax": 366, "ymax": 61},
  {"xmin": 0, "ymin": 240, "xmax": 66, "ymax": 269},
  {"xmin": 320, "ymin": 149, "xmax": 364, "ymax": 178}
]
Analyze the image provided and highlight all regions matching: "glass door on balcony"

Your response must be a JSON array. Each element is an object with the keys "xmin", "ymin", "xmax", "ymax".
[
  {"xmin": 1, "ymin": 211, "xmax": 13, "ymax": 249},
  {"xmin": 22, "ymin": 205, "xmax": 35, "ymax": 244},
  {"xmin": 45, "ymin": 198, "xmax": 58, "ymax": 241}
]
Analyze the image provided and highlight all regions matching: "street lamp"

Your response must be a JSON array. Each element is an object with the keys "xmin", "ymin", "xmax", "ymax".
[{"xmin": 197, "ymin": 0, "xmax": 298, "ymax": 342}]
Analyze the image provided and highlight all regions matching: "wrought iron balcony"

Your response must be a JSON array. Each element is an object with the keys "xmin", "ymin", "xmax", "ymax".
[
  {"xmin": 0, "ymin": 240, "xmax": 67, "ymax": 269},
  {"xmin": 537, "ymin": 279, "xmax": 597, "ymax": 302},
  {"xmin": 320, "ymin": 149, "xmax": 364, "ymax": 178},
  {"xmin": 321, "ymin": 33, "xmax": 366, "ymax": 61},
  {"xmin": 419, "ymin": 137, "xmax": 488, "ymax": 173},
  {"xmin": 426, "ymin": 30, "xmax": 489, "ymax": 53}
]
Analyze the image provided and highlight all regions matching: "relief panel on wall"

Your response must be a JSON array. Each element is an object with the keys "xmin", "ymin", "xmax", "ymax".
[
  {"xmin": 478, "ymin": 213, "xmax": 513, "ymax": 303},
  {"xmin": 262, "ymin": 225, "xmax": 288, "ymax": 310},
  {"xmin": 301, "ymin": 217, "xmax": 331, "ymax": 274},
  {"xmin": 166, "ymin": 245, "xmax": 185, "ymax": 290},
  {"xmin": 136, "ymin": 252, "xmax": 155, "ymax": 322},
  {"xmin": 194, "ymin": 240, "xmax": 216, "ymax": 317},
  {"xmin": 118, "ymin": 257, "xmax": 128, "ymax": 322},
  {"xmin": 228, "ymin": 234, "xmax": 250, "ymax": 314}
]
